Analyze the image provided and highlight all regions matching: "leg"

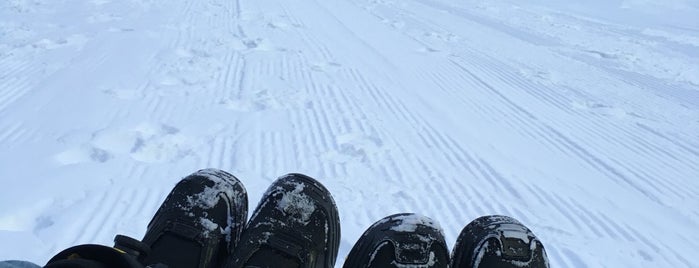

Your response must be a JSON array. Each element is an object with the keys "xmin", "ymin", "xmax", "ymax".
[
  {"xmin": 0, "ymin": 261, "xmax": 41, "ymax": 268},
  {"xmin": 450, "ymin": 215, "xmax": 549, "ymax": 268},
  {"xmin": 227, "ymin": 174, "xmax": 340, "ymax": 268},
  {"xmin": 343, "ymin": 213, "xmax": 450, "ymax": 268}
]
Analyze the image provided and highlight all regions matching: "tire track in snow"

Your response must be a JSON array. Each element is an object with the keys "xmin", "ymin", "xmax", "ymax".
[
  {"xmin": 143, "ymin": 188, "xmax": 170, "ymax": 226},
  {"xmin": 66, "ymin": 176, "xmax": 164, "ymax": 246},
  {"xmin": 86, "ymin": 187, "xmax": 127, "ymax": 244},
  {"xmin": 457, "ymin": 54, "xmax": 699, "ymax": 202},
  {"xmin": 341, "ymin": 66, "xmax": 530, "ymax": 227},
  {"xmin": 611, "ymin": 158, "xmax": 692, "ymax": 202},
  {"xmin": 419, "ymin": 114, "xmax": 525, "ymax": 202},
  {"xmin": 276, "ymin": 0, "xmax": 348, "ymax": 64},
  {"xmin": 447, "ymin": 56, "xmax": 669, "ymax": 205},
  {"xmin": 252, "ymin": 26, "xmax": 412, "ymax": 218},
  {"xmin": 123, "ymin": 187, "xmax": 149, "ymax": 221},
  {"xmin": 410, "ymin": 157, "xmax": 472, "ymax": 239},
  {"xmin": 428, "ymin": 64, "xmax": 572, "ymax": 162},
  {"xmin": 305, "ymin": 86, "xmax": 335, "ymax": 152},
  {"xmin": 341, "ymin": 66, "xmax": 531, "ymax": 224},
  {"xmin": 560, "ymin": 247, "xmax": 588, "ymax": 268},
  {"xmin": 94, "ymin": 188, "xmax": 135, "ymax": 243},
  {"xmin": 318, "ymin": 78, "xmax": 359, "ymax": 135},
  {"xmin": 600, "ymin": 213, "xmax": 635, "ymax": 242},
  {"xmin": 283, "ymin": 67, "xmax": 333, "ymax": 169},
  {"xmin": 529, "ymin": 184, "xmax": 594, "ymax": 238},
  {"xmin": 123, "ymin": 164, "xmax": 148, "ymax": 185},
  {"xmin": 144, "ymin": 90, "xmax": 164, "ymax": 118},
  {"xmin": 625, "ymin": 227, "xmax": 693, "ymax": 267},
  {"xmin": 270, "ymin": 6, "xmax": 382, "ymax": 156},
  {"xmin": 363, "ymin": 0, "xmax": 696, "ymax": 207},
  {"xmin": 382, "ymin": 153, "xmax": 449, "ymax": 223},
  {"xmin": 4, "ymin": 123, "xmax": 31, "ymax": 145},
  {"xmin": 561, "ymin": 197, "xmax": 618, "ymax": 239},
  {"xmin": 289, "ymin": 109, "xmax": 315, "ymax": 172},
  {"xmin": 458, "ymin": 53, "xmax": 599, "ymax": 135},
  {"xmin": 355, "ymin": 0, "xmax": 607, "ymax": 175},
  {"xmin": 368, "ymin": 0, "xmax": 695, "ymax": 184},
  {"xmin": 259, "ymin": 131, "xmax": 275, "ymax": 178},
  {"xmin": 637, "ymin": 123, "xmax": 699, "ymax": 159},
  {"xmin": 342, "ymin": 68, "xmax": 419, "ymax": 132},
  {"xmin": 70, "ymin": 192, "xmax": 111, "ymax": 245},
  {"xmin": 466, "ymin": 54, "xmax": 576, "ymax": 113},
  {"xmin": 0, "ymin": 121, "xmax": 23, "ymax": 144},
  {"xmin": 544, "ymin": 246, "xmax": 568, "ymax": 268},
  {"xmin": 420, "ymin": 68, "xmax": 552, "ymax": 148},
  {"xmin": 306, "ymin": 83, "xmax": 343, "ymax": 151},
  {"xmin": 0, "ymin": 60, "xmax": 43, "ymax": 113},
  {"xmin": 218, "ymin": 134, "xmax": 238, "ymax": 172},
  {"xmin": 172, "ymin": 0, "xmax": 198, "ymax": 50},
  {"xmin": 205, "ymin": 135, "xmax": 226, "ymax": 170},
  {"xmin": 297, "ymin": 105, "xmax": 330, "ymax": 169},
  {"xmin": 240, "ymin": 48, "xmax": 336, "ymax": 175},
  {"xmin": 212, "ymin": 49, "xmax": 238, "ymax": 105},
  {"xmin": 306, "ymin": 81, "xmax": 376, "ymax": 178},
  {"xmin": 604, "ymin": 65, "xmax": 699, "ymax": 110}
]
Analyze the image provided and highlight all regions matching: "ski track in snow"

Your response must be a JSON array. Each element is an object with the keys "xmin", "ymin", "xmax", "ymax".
[{"xmin": 1, "ymin": 0, "xmax": 697, "ymax": 267}]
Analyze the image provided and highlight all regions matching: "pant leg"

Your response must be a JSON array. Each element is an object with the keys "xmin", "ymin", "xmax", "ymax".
[{"xmin": 0, "ymin": 260, "xmax": 41, "ymax": 268}]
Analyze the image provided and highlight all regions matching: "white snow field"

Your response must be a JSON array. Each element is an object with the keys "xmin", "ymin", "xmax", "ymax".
[{"xmin": 1, "ymin": 0, "xmax": 698, "ymax": 267}]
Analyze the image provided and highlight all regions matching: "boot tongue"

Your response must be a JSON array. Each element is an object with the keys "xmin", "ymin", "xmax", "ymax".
[{"xmin": 245, "ymin": 246, "xmax": 301, "ymax": 268}]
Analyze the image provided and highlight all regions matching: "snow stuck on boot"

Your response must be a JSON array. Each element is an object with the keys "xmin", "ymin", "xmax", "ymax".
[{"xmin": 276, "ymin": 181, "xmax": 316, "ymax": 225}]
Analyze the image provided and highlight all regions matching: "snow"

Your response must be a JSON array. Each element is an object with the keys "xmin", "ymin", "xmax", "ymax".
[
  {"xmin": 199, "ymin": 218, "xmax": 219, "ymax": 238},
  {"xmin": 473, "ymin": 240, "xmax": 490, "ymax": 268},
  {"xmin": 275, "ymin": 182, "xmax": 316, "ymax": 225},
  {"xmin": 186, "ymin": 169, "xmax": 240, "ymax": 210},
  {"xmin": 390, "ymin": 214, "xmax": 442, "ymax": 234},
  {"xmin": 496, "ymin": 223, "xmax": 532, "ymax": 245},
  {"xmin": 0, "ymin": 0, "xmax": 697, "ymax": 267}
]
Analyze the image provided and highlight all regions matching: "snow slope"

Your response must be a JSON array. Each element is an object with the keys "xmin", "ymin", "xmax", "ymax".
[{"xmin": 1, "ymin": 0, "xmax": 698, "ymax": 267}]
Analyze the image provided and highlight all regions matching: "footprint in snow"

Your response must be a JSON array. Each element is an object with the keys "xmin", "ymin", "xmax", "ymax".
[
  {"xmin": 101, "ymin": 87, "xmax": 143, "ymax": 100},
  {"xmin": 322, "ymin": 133, "xmax": 384, "ymax": 164},
  {"xmin": 571, "ymin": 101, "xmax": 643, "ymax": 120},
  {"xmin": 219, "ymin": 98, "xmax": 267, "ymax": 112},
  {"xmin": 54, "ymin": 145, "xmax": 113, "ymax": 165},
  {"xmin": 153, "ymin": 48, "xmax": 220, "ymax": 88},
  {"xmin": 56, "ymin": 123, "xmax": 198, "ymax": 165},
  {"xmin": 86, "ymin": 13, "xmax": 122, "ymax": 23},
  {"xmin": 219, "ymin": 90, "xmax": 311, "ymax": 112},
  {"xmin": 31, "ymin": 34, "xmax": 89, "ymax": 51},
  {"xmin": 240, "ymin": 38, "xmax": 277, "ymax": 52},
  {"xmin": 310, "ymin": 61, "xmax": 342, "ymax": 73}
]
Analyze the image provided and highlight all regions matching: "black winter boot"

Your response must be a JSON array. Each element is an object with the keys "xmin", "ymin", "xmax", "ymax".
[
  {"xmin": 343, "ymin": 213, "xmax": 449, "ymax": 268},
  {"xmin": 450, "ymin": 215, "xmax": 549, "ymax": 268},
  {"xmin": 140, "ymin": 169, "xmax": 248, "ymax": 268},
  {"xmin": 227, "ymin": 173, "xmax": 340, "ymax": 268}
]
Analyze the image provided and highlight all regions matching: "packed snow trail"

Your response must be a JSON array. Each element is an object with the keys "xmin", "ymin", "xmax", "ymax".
[{"xmin": 1, "ymin": 0, "xmax": 698, "ymax": 267}]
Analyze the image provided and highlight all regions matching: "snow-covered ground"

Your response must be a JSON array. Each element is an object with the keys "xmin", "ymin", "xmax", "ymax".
[{"xmin": 1, "ymin": 0, "xmax": 698, "ymax": 267}]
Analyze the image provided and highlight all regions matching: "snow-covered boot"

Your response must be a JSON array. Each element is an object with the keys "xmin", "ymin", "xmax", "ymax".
[
  {"xmin": 343, "ymin": 213, "xmax": 449, "ymax": 268},
  {"xmin": 140, "ymin": 169, "xmax": 248, "ymax": 268},
  {"xmin": 450, "ymin": 215, "xmax": 549, "ymax": 268},
  {"xmin": 227, "ymin": 173, "xmax": 340, "ymax": 268}
]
